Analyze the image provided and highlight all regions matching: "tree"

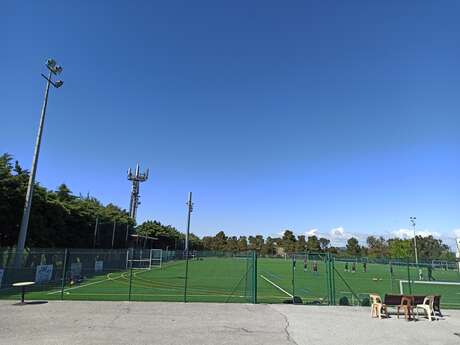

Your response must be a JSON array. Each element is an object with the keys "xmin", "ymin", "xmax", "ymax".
[
  {"xmin": 346, "ymin": 237, "xmax": 361, "ymax": 256},
  {"xmin": 366, "ymin": 236, "xmax": 388, "ymax": 257},
  {"xmin": 0, "ymin": 153, "xmax": 138, "ymax": 248},
  {"xmin": 225, "ymin": 236, "xmax": 239, "ymax": 252},
  {"xmin": 136, "ymin": 221, "xmax": 183, "ymax": 249},
  {"xmin": 237, "ymin": 236, "xmax": 248, "ymax": 252},
  {"xmin": 306, "ymin": 235, "xmax": 321, "ymax": 252},
  {"xmin": 262, "ymin": 236, "xmax": 276, "ymax": 256},
  {"xmin": 388, "ymin": 238, "xmax": 412, "ymax": 259},
  {"xmin": 281, "ymin": 230, "xmax": 296, "ymax": 253},
  {"xmin": 296, "ymin": 235, "xmax": 307, "ymax": 252},
  {"xmin": 248, "ymin": 236, "xmax": 257, "ymax": 251},
  {"xmin": 319, "ymin": 237, "xmax": 330, "ymax": 252},
  {"xmin": 415, "ymin": 235, "xmax": 452, "ymax": 261},
  {"xmin": 56, "ymin": 184, "xmax": 73, "ymax": 202},
  {"xmin": 214, "ymin": 231, "xmax": 227, "ymax": 251}
]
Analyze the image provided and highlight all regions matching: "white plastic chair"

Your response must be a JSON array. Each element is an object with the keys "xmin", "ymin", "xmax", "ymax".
[
  {"xmin": 370, "ymin": 294, "xmax": 387, "ymax": 319},
  {"xmin": 416, "ymin": 295, "xmax": 435, "ymax": 321}
]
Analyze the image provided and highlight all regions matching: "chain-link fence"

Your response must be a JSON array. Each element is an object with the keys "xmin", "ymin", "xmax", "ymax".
[
  {"xmin": 1, "ymin": 248, "xmax": 458, "ymax": 308},
  {"xmin": 0, "ymin": 248, "xmax": 257, "ymax": 303},
  {"xmin": 330, "ymin": 256, "xmax": 460, "ymax": 308}
]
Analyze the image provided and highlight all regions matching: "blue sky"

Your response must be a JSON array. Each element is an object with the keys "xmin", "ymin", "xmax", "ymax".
[{"xmin": 2, "ymin": 1, "xmax": 459, "ymax": 247}]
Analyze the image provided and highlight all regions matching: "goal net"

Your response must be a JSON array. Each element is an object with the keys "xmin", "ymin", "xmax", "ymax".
[
  {"xmin": 431, "ymin": 260, "xmax": 449, "ymax": 270},
  {"xmin": 126, "ymin": 249, "xmax": 163, "ymax": 269},
  {"xmin": 399, "ymin": 279, "xmax": 460, "ymax": 307}
]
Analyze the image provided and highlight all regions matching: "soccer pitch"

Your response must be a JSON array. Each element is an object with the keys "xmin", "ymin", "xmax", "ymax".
[{"xmin": 2, "ymin": 256, "xmax": 460, "ymax": 308}]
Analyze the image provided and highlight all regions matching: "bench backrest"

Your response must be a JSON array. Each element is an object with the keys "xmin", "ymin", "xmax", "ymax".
[
  {"xmin": 383, "ymin": 294, "xmax": 402, "ymax": 305},
  {"xmin": 384, "ymin": 294, "xmax": 441, "ymax": 308}
]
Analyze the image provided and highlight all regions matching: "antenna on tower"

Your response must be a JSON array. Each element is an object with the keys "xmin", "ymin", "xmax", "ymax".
[{"xmin": 127, "ymin": 163, "xmax": 149, "ymax": 221}]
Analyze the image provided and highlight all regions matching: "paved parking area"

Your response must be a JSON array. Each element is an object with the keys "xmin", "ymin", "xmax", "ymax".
[{"xmin": 1, "ymin": 301, "xmax": 459, "ymax": 345}]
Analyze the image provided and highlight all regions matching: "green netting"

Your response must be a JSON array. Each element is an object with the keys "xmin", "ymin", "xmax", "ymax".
[
  {"xmin": 0, "ymin": 248, "xmax": 257, "ymax": 303},
  {"xmin": 292, "ymin": 253, "xmax": 330, "ymax": 305},
  {"xmin": 331, "ymin": 258, "xmax": 460, "ymax": 308},
  {"xmin": 1, "ymin": 248, "xmax": 459, "ymax": 308},
  {"xmin": 256, "ymin": 253, "xmax": 330, "ymax": 304},
  {"xmin": 0, "ymin": 248, "xmax": 66, "ymax": 301}
]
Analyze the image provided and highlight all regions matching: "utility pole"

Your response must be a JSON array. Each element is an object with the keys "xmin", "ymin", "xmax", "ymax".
[
  {"xmin": 127, "ymin": 164, "xmax": 149, "ymax": 221},
  {"xmin": 111, "ymin": 221, "xmax": 117, "ymax": 249},
  {"xmin": 16, "ymin": 59, "xmax": 64, "ymax": 264},
  {"xmin": 185, "ymin": 192, "xmax": 193, "ymax": 253},
  {"xmin": 93, "ymin": 216, "xmax": 99, "ymax": 248},
  {"xmin": 410, "ymin": 217, "xmax": 418, "ymax": 266}
]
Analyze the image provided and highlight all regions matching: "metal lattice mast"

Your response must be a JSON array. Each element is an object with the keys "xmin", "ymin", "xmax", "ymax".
[{"xmin": 127, "ymin": 164, "xmax": 149, "ymax": 221}]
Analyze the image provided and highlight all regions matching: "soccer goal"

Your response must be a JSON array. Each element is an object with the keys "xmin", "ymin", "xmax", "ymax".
[
  {"xmin": 150, "ymin": 249, "xmax": 163, "ymax": 268},
  {"xmin": 431, "ymin": 260, "xmax": 449, "ymax": 270},
  {"xmin": 399, "ymin": 279, "xmax": 460, "ymax": 299},
  {"xmin": 126, "ymin": 249, "xmax": 163, "ymax": 269}
]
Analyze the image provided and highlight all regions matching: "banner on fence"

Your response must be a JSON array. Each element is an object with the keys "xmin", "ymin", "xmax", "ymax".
[
  {"xmin": 0, "ymin": 268, "xmax": 4, "ymax": 288},
  {"xmin": 95, "ymin": 260, "xmax": 103, "ymax": 272},
  {"xmin": 35, "ymin": 264, "xmax": 53, "ymax": 283},
  {"xmin": 70, "ymin": 262, "xmax": 82, "ymax": 277}
]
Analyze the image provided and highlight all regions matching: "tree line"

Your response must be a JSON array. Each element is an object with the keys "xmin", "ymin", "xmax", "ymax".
[
  {"xmin": 0, "ymin": 153, "xmax": 455, "ymax": 261},
  {"xmin": 0, "ymin": 153, "xmax": 133, "ymax": 248}
]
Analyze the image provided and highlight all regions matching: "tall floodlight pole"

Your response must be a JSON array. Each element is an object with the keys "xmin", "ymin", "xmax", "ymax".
[
  {"xmin": 410, "ymin": 217, "xmax": 418, "ymax": 266},
  {"xmin": 17, "ymin": 59, "xmax": 64, "ymax": 259},
  {"xmin": 127, "ymin": 164, "xmax": 149, "ymax": 221},
  {"xmin": 183, "ymin": 192, "xmax": 193, "ymax": 302},
  {"xmin": 185, "ymin": 192, "xmax": 193, "ymax": 252}
]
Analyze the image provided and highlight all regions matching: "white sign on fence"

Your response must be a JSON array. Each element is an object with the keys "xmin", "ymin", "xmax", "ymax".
[
  {"xmin": 0, "ymin": 269, "xmax": 4, "ymax": 288},
  {"xmin": 95, "ymin": 260, "xmax": 103, "ymax": 272},
  {"xmin": 70, "ymin": 262, "xmax": 82, "ymax": 277},
  {"xmin": 35, "ymin": 264, "xmax": 53, "ymax": 283}
]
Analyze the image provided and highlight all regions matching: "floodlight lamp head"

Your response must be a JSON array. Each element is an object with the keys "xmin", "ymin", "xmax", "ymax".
[
  {"xmin": 54, "ymin": 80, "xmax": 64, "ymax": 88},
  {"xmin": 54, "ymin": 65, "xmax": 63, "ymax": 74},
  {"xmin": 47, "ymin": 59, "xmax": 57, "ymax": 69}
]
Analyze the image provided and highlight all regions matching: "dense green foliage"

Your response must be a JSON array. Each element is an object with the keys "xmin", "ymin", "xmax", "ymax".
[{"xmin": 0, "ymin": 153, "xmax": 133, "ymax": 248}]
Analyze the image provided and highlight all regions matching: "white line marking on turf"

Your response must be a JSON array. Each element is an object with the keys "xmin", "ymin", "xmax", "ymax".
[
  {"xmin": 47, "ymin": 272, "xmax": 125, "ymax": 295},
  {"xmin": 260, "ymin": 274, "xmax": 293, "ymax": 298}
]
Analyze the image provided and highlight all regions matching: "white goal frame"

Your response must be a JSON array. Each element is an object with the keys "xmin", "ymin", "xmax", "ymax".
[
  {"xmin": 399, "ymin": 279, "xmax": 460, "ymax": 295},
  {"xmin": 125, "ymin": 249, "xmax": 163, "ymax": 270}
]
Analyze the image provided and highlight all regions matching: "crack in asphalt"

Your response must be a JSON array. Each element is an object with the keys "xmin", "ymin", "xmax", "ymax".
[{"xmin": 269, "ymin": 306, "xmax": 299, "ymax": 345}]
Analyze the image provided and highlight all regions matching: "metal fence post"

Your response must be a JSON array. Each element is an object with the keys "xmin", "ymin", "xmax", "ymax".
[
  {"xmin": 291, "ymin": 254, "xmax": 295, "ymax": 303},
  {"xmin": 128, "ymin": 250, "xmax": 133, "ymax": 301},
  {"xmin": 252, "ymin": 251, "xmax": 257, "ymax": 304},
  {"xmin": 60, "ymin": 248, "xmax": 68, "ymax": 300},
  {"xmin": 406, "ymin": 259, "xmax": 412, "ymax": 295},
  {"xmin": 184, "ymin": 251, "xmax": 190, "ymax": 303},
  {"xmin": 331, "ymin": 256, "xmax": 336, "ymax": 305},
  {"xmin": 389, "ymin": 261, "xmax": 394, "ymax": 293},
  {"xmin": 326, "ymin": 253, "xmax": 332, "ymax": 305}
]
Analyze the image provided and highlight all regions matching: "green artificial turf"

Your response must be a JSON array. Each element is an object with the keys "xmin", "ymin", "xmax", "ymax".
[{"xmin": 2, "ymin": 257, "xmax": 460, "ymax": 308}]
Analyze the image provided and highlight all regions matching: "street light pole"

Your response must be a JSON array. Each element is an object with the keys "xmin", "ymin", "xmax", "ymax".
[
  {"xmin": 410, "ymin": 217, "xmax": 418, "ymax": 266},
  {"xmin": 16, "ymin": 59, "xmax": 63, "ymax": 261}
]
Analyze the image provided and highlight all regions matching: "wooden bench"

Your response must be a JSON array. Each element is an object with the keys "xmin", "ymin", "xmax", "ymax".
[{"xmin": 384, "ymin": 294, "xmax": 442, "ymax": 317}]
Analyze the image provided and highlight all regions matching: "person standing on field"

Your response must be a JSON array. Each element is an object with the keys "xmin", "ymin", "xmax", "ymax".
[{"xmin": 313, "ymin": 260, "xmax": 318, "ymax": 274}]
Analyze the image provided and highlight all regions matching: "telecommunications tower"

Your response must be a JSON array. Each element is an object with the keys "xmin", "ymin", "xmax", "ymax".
[{"xmin": 127, "ymin": 164, "xmax": 149, "ymax": 221}]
